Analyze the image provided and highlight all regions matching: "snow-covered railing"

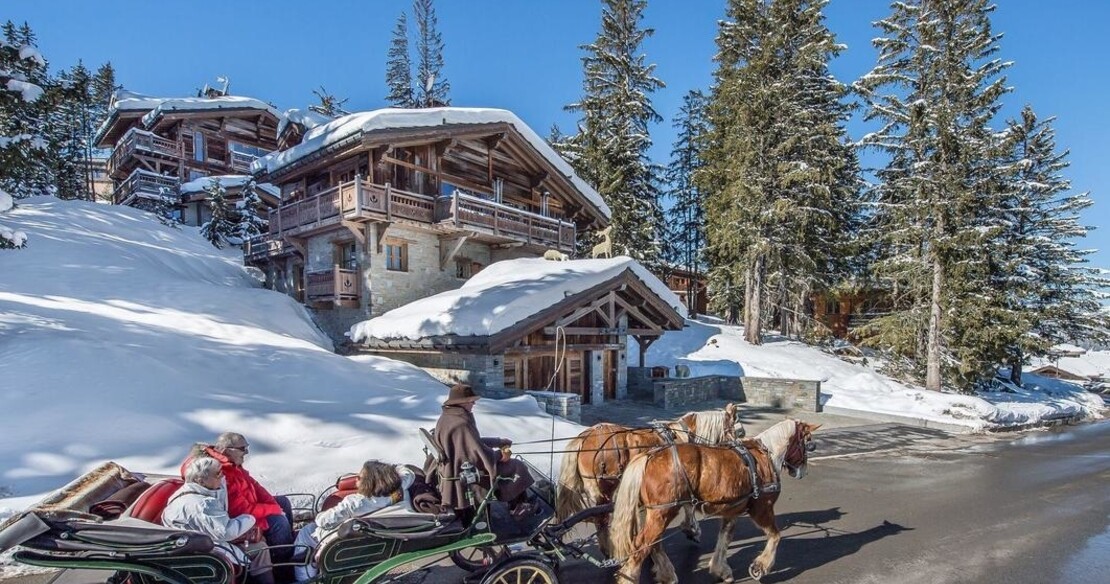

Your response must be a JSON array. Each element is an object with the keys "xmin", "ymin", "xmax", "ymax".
[
  {"xmin": 243, "ymin": 232, "xmax": 293, "ymax": 262},
  {"xmin": 112, "ymin": 169, "xmax": 179, "ymax": 205},
  {"xmin": 435, "ymin": 191, "xmax": 575, "ymax": 251},
  {"xmin": 230, "ymin": 151, "xmax": 258, "ymax": 173},
  {"xmin": 108, "ymin": 128, "xmax": 181, "ymax": 176},
  {"xmin": 305, "ymin": 266, "xmax": 359, "ymax": 306}
]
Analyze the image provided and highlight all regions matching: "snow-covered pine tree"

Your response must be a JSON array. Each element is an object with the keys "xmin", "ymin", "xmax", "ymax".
[
  {"xmin": 564, "ymin": 0, "xmax": 665, "ymax": 268},
  {"xmin": 0, "ymin": 20, "xmax": 50, "ymax": 201},
  {"xmin": 993, "ymin": 106, "xmax": 1108, "ymax": 384},
  {"xmin": 232, "ymin": 179, "xmax": 268, "ymax": 245},
  {"xmin": 148, "ymin": 186, "xmax": 180, "ymax": 228},
  {"xmin": 412, "ymin": 0, "xmax": 449, "ymax": 107},
  {"xmin": 309, "ymin": 86, "xmax": 349, "ymax": 117},
  {"xmin": 701, "ymin": 0, "xmax": 858, "ymax": 344},
  {"xmin": 664, "ymin": 90, "xmax": 709, "ymax": 315},
  {"xmin": 855, "ymin": 0, "xmax": 1012, "ymax": 390},
  {"xmin": 386, "ymin": 12, "xmax": 416, "ymax": 108},
  {"xmin": 200, "ymin": 179, "xmax": 233, "ymax": 248},
  {"xmin": 49, "ymin": 61, "xmax": 92, "ymax": 200}
]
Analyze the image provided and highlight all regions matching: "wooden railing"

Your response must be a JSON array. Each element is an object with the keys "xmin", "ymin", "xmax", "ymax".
[
  {"xmin": 269, "ymin": 177, "xmax": 575, "ymax": 251},
  {"xmin": 230, "ymin": 151, "xmax": 258, "ymax": 173},
  {"xmin": 305, "ymin": 266, "xmax": 359, "ymax": 305},
  {"xmin": 108, "ymin": 128, "xmax": 181, "ymax": 176},
  {"xmin": 435, "ymin": 191, "xmax": 576, "ymax": 250},
  {"xmin": 243, "ymin": 233, "xmax": 292, "ymax": 262},
  {"xmin": 112, "ymin": 169, "xmax": 180, "ymax": 205}
]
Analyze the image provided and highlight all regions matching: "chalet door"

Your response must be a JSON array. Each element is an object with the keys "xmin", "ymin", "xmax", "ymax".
[{"xmin": 604, "ymin": 350, "xmax": 617, "ymax": 401}]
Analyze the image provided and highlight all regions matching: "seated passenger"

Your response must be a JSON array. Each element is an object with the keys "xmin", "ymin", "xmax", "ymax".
[
  {"xmin": 163, "ymin": 457, "xmax": 275, "ymax": 584},
  {"xmin": 293, "ymin": 461, "xmax": 414, "ymax": 582}
]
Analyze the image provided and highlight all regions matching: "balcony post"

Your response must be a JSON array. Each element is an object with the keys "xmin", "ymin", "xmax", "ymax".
[
  {"xmin": 385, "ymin": 182, "xmax": 393, "ymax": 221},
  {"xmin": 333, "ymin": 264, "xmax": 340, "ymax": 308},
  {"xmin": 315, "ymin": 192, "xmax": 322, "ymax": 226},
  {"xmin": 354, "ymin": 175, "xmax": 363, "ymax": 216},
  {"xmin": 453, "ymin": 190, "xmax": 460, "ymax": 228}
]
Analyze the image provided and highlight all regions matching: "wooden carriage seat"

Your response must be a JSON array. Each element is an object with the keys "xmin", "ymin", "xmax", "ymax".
[
  {"xmin": 320, "ymin": 474, "xmax": 358, "ymax": 512},
  {"xmin": 126, "ymin": 479, "xmax": 184, "ymax": 525}
]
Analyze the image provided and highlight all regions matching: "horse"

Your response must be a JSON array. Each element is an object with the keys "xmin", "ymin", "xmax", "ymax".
[
  {"xmin": 609, "ymin": 419, "xmax": 819, "ymax": 583},
  {"xmin": 590, "ymin": 226, "xmax": 614, "ymax": 259},
  {"xmin": 555, "ymin": 404, "xmax": 743, "ymax": 557}
]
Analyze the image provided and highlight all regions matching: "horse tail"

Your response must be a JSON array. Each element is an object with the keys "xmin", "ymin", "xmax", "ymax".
[
  {"xmin": 555, "ymin": 436, "xmax": 585, "ymax": 521},
  {"xmin": 610, "ymin": 452, "xmax": 650, "ymax": 560}
]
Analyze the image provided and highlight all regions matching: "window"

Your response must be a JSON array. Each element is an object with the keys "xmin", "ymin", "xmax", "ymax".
[
  {"xmin": 455, "ymin": 258, "xmax": 472, "ymax": 279},
  {"xmin": 385, "ymin": 242, "xmax": 408, "ymax": 272},
  {"xmin": 193, "ymin": 133, "xmax": 206, "ymax": 163},
  {"xmin": 338, "ymin": 242, "xmax": 358, "ymax": 271},
  {"xmin": 228, "ymin": 141, "xmax": 269, "ymax": 158}
]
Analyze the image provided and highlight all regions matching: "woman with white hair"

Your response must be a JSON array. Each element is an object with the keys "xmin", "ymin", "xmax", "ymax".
[{"xmin": 163, "ymin": 456, "xmax": 275, "ymax": 584}]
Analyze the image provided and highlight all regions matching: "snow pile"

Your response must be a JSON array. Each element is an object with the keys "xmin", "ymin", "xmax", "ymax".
[
  {"xmin": 350, "ymin": 256, "xmax": 684, "ymax": 342},
  {"xmin": 254, "ymin": 107, "xmax": 611, "ymax": 219},
  {"xmin": 277, "ymin": 107, "xmax": 334, "ymax": 138},
  {"xmin": 0, "ymin": 190, "xmax": 27, "ymax": 248},
  {"xmin": 638, "ymin": 319, "xmax": 1105, "ymax": 431},
  {"xmin": 0, "ymin": 198, "xmax": 581, "ymax": 524}
]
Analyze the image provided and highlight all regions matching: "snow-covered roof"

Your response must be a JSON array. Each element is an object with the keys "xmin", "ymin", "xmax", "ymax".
[
  {"xmin": 95, "ymin": 90, "xmax": 280, "ymax": 145},
  {"xmin": 254, "ymin": 107, "xmax": 611, "ymax": 220},
  {"xmin": 180, "ymin": 175, "xmax": 280, "ymax": 198},
  {"xmin": 349, "ymin": 256, "xmax": 684, "ymax": 343},
  {"xmin": 277, "ymin": 108, "xmax": 334, "ymax": 138}
]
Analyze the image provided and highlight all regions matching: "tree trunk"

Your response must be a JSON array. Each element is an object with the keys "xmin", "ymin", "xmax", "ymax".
[
  {"xmin": 742, "ymin": 268, "xmax": 752, "ymax": 330},
  {"xmin": 1008, "ymin": 352, "xmax": 1023, "ymax": 386},
  {"xmin": 779, "ymin": 271, "xmax": 789, "ymax": 337},
  {"xmin": 746, "ymin": 255, "xmax": 764, "ymax": 345},
  {"xmin": 926, "ymin": 253, "xmax": 943, "ymax": 391}
]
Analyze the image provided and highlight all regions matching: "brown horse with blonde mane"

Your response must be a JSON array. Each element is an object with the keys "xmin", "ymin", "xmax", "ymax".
[
  {"xmin": 609, "ymin": 419, "xmax": 819, "ymax": 583},
  {"xmin": 555, "ymin": 403, "xmax": 742, "ymax": 556}
]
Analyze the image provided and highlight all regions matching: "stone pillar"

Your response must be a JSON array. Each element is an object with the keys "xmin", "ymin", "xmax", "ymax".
[
  {"xmin": 617, "ymin": 314, "xmax": 629, "ymax": 399},
  {"xmin": 360, "ymin": 224, "xmax": 373, "ymax": 312},
  {"xmin": 589, "ymin": 350, "xmax": 605, "ymax": 404},
  {"xmin": 482, "ymin": 354, "xmax": 505, "ymax": 391}
]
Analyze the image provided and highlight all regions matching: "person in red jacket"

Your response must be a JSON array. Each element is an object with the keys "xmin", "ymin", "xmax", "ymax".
[{"xmin": 182, "ymin": 433, "xmax": 293, "ymax": 564}]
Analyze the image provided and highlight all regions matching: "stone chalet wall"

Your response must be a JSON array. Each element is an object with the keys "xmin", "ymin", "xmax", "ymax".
[
  {"xmin": 627, "ymin": 367, "xmax": 821, "ymax": 412},
  {"xmin": 480, "ymin": 388, "xmax": 582, "ymax": 423}
]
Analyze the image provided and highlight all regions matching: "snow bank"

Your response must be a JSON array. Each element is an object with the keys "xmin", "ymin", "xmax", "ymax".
[{"xmin": 180, "ymin": 174, "xmax": 280, "ymax": 198}]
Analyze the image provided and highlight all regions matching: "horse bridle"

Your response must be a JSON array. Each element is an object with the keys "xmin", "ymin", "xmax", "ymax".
[{"xmin": 782, "ymin": 423, "xmax": 815, "ymax": 474}]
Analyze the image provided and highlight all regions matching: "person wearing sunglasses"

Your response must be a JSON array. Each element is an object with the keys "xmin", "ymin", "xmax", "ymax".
[{"xmin": 181, "ymin": 433, "xmax": 294, "ymax": 566}]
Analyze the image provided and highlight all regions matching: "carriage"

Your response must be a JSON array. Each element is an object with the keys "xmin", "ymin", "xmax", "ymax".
[{"xmin": 0, "ymin": 431, "xmax": 614, "ymax": 584}]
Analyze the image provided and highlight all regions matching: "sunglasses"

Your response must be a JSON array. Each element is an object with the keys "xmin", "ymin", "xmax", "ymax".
[{"xmin": 227, "ymin": 445, "xmax": 250, "ymax": 454}]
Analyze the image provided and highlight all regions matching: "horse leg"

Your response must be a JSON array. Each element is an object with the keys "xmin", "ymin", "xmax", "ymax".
[
  {"xmin": 616, "ymin": 508, "xmax": 669, "ymax": 584},
  {"xmin": 584, "ymin": 477, "xmax": 615, "ymax": 557},
  {"xmin": 746, "ymin": 501, "xmax": 781, "ymax": 581},
  {"xmin": 708, "ymin": 515, "xmax": 737, "ymax": 582},
  {"xmin": 680, "ymin": 504, "xmax": 701, "ymax": 543},
  {"xmin": 650, "ymin": 543, "xmax": 679, "ymax": 584}
]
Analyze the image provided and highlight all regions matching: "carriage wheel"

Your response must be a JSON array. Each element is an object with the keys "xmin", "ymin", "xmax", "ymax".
[
  {"xmin": 480, "ymin": 558, "xmax": 558, "ymax": 584},
  {"xmin": 449, "ymin": 545, "xmax": 509, "ymax": 572}
]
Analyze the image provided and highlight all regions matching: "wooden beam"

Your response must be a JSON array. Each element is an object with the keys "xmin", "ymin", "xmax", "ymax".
[
  {"xmin": 554, "ymin": 296, "xmax": 611, "ymax": 328},
  {"xmin": 530, "ymin": 171, "xmax": 549, "ymax": 189},
  {"xmin": 614, "ymin": 295, "xmax": 661, "ymax": 331},
  {"xmin": 439, "ymin": 235, "xmax": 469, "ymax": 270},
  {"xmin": 484, "ymin": 132, "xmax": 506, "ymax": 150},
  {"xmin": 342, "ymin": 220, "xmax": 366, "ymax": 245},
  {"xmin": 373, "ymin": 221, "xmax": 392, "ymax": 254},
  {"xmin": 543, "ymin": 326, "xmax": 627, "ymax": 335},
  {"xmin": 504, "ymin": 343, "xmax": 623, "ymax": 355},
  {"xmin": 435, "ymin": 138, "xmax": 459, "ymax": 157},
  {"xmin": 284, "ymin": 236, "xmax": 307, "ymax": 257}
]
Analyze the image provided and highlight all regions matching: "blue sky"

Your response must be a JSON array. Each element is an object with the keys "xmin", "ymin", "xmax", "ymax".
[{"xmin": 9, "ymin": 1, "xmax": 1109, "ymax": 268}]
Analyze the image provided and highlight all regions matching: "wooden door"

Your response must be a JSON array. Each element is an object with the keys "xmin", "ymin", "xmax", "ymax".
[{"xmin": 603, "ymin": 350, "xmax": 617, "ymax": 400}]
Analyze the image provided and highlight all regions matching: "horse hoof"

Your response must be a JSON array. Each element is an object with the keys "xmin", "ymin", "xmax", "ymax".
[{"xmin": 748, "ymin": 564, "xmax": 764, "ymax": 581}]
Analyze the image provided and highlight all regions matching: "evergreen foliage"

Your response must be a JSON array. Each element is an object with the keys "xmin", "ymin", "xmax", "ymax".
[
  {"xmin": 386, "ymin": 12, "xmax": 416, "ymax": 108},
  {"xmin": 855, "ymin": 0, "xmax": 1013, "ymax": 390},
  {"xmin": 701, "ymin": 0, "xmax": 859, "ymax": 344},
  {"xmin": 413, "ymin": 0, "xmax": 450, "ymax": 107},
  {"xmin": 663, "ymin": 90, "xmax": 709, "ymax": 315},
  {"xmin": 563, "ymin": 0, "xmax": 666, "ymax": 268},
  {"xmin": 200, "ymin": 179, "xmax": 234, "ymax": 248},
  {"xmin": 232, "ymin": 180, "xmax": 268, "ymax": 244},
  {"xmin": 148, "ymin": 186, "xmax": 180, "ymax": 228}
]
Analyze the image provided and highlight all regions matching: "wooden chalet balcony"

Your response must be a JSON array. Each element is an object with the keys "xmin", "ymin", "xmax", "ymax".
[
  {"xmin": 108, "ymin": 128, "xmax": 182, "ymax": 176},
  {"xmin": 230, "ymin": 151, "xmax": 258, "ymax": 173},
  {"xmin": 306, "ymin": 266, "xmax": 359, "ymax": 307},
  {"xmin": 269, "ymin": 178, "xmax": 575, "ymax": 251},
  {"xmin": 112, "ymin": 169, "xmax": 180, "ymax": 205},
  {"xmin": 243, "ymin": 232, "xmax": 295, "ymax": 263}
]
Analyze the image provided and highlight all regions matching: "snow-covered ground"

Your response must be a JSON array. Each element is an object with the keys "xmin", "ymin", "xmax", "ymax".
[
  {"xmin": 0, "ymin": 198, "xmax": 1104, "ymax": 577},
  {"xmin": 636, "ymin": 318, "xmax": 1105, "ymax": 432}
]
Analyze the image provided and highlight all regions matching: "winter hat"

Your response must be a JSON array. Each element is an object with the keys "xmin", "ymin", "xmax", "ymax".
[{"xmin": 443, "ymin": 382, "xmax": 479, "ymax": 406}]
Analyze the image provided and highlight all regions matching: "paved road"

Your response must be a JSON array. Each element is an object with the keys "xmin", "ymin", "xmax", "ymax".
[{"xmin": 7, "ymin": 421, "xmax": 1107, "ymax": 584}]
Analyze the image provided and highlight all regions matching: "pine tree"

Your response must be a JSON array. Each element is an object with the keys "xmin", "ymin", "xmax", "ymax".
[
  {"xmin": 200, "ymin": 179, "xmax": 234, "ymax": 248},
  {"xmin": 309, "ymin": 86, "xmax": 349, "ymax": 117},
  {"xmin": 992, "ymin": 106, "xmax": 1109, "ymax": 384},
  {"xmin": 232, "ymin": 180, "xmax": 268, "ymax": 245},
  {"xmin": 855, "ymin": 0, "xmax": 1012, "ymax": 390},
  {"xmin": 701, "ymin": 0, "xmax": 859, "ymax": 344},
  {"xmin": 0, "ymin": 20, "xmax": 51, "ymax": 200},
  {"xmin": 664, "ymin": 90, "xmax": 709, "ymax": 315},
  {"xmin": 386, "ymin": 12, "xmax": 416, "ymax": 108},
  {"xmin": 412, "ymin": 0, "xmax": 449, "ymax": 107},
  {"xmin": 564, "ymin": 0, "xmax": 665, "ymax": 268},
  {"xmin": 149, "ymin": 186, "xmax": 180, "ymax": 228}
]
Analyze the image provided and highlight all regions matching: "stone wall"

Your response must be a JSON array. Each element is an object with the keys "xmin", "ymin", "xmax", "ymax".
[
  {"xmin": 739, "ymin": 377, "xmax": 822, "ymax": 412},
  {"xmin": 362, "ymin": 351, "xmax": 503, "ymax": 391},
  {"xmin": 626, "ymin": 367, "xmax": 821, "ymax": 412},
  {"xmin": 311, "ymin": 306, "xmax": 370, "ymax": 348},
  {"xmin": 526, "ymin": 391, "xmax": 582, "ymax": 423}
]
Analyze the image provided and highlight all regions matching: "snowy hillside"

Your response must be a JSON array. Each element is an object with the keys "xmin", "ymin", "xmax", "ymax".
[
  {"xmin": 637, "ymin": 318, "xmax": 1105, "ymax": 431},
  {"xmin": 0, "ymin": 198, "xmax": 581, "ymax": 514}
]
